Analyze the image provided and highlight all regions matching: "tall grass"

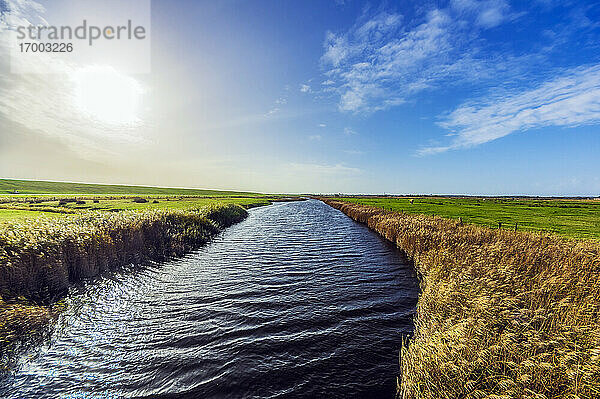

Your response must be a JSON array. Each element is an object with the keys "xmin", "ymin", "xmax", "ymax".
[
  {"xmin": 0, "ymin": 203, "xmax": 248, "ymax": 349},
  {"xmin": 323, "ymin": 199, "xmax": 600, "ymax": 399},
  {"xmin": 0, "ymin": 203, "xmax": 247, "ymax": 300}
]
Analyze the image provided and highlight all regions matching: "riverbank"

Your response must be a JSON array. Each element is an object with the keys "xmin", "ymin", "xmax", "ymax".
[
  {"xmin": 1, "ymin": 199, "xmax": 416, "ymax": 397},
  {"xmin": 321, "ymin": 199, "xmax": 600, "ymax": 399},
  {"xmin": 0, "ymin": 203, "xmax": 250, "ymax": 352}
]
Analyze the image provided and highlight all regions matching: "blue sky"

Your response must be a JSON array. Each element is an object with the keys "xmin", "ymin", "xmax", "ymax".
[{"xmin": 1, "ymin": 0, "xmax": 599, "ymax": 195}]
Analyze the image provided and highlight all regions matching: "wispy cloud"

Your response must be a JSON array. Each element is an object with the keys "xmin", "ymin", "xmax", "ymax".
[
  {"xmin": 300, "ymin": 84, "xmax": 311, "ymax": 93},
  {"xmin": 450, "ymin": 0, "xmax": 515, "ymax": 28},
  {"xmin": 419, "ymin": 64, "xmax": 600, "ymax": 155},
  {"xmin": 288, "ymin": 162, "xmax": 361, "ymax": 176},
  {"xmin": 320, "ymin": 4, "xmax": 523, "ymax": 113},
  {"xmin": 265, "ymin": 107, "xmax": 280, "ymax": 116},
  {"xmin": 1, "ymin": 0, "xmax": 45, "ymax": 21},
  {"xmin": 0, "ymin": 0, "xmax": 147, "ymax": 157},
  {"xmin": 308, "ymin": 134, "xmax": 322, "ymax": 141},
  {"xmin": 343, "ymin": 149, "xmax": 363, "ymax": 155},
  {"xmin": 265, "ymin": 94, "xmax": 289, "ymax": 116},
  {"xmin": 318, "ymin": 123, "xmax": 326, "ymax": 127},
  {"xmin": 344, "ymin": 127, "xmax": 357, "ymax": 135},
  {"xmin": 321, "ymin": 2, "xmax": 600, "ymax": 155}
]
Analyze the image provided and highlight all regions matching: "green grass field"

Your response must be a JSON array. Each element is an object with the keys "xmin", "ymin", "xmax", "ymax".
[
  {"xmin": 0, "ymin": 209, "xmax": 61, "ymax": 220},
  {"xmin": 335, "ymin": 196, "xmax": 600, "ymax": 239},
  {"xmin": 0, "ymin": 178, "xmax": 259, "ymax": 196},
  {"xmin": 0, "ymin": 179, "xmax": 288, "ymax": 221},
  {"xmin": 0, "ymin": 196, "xmax": 275, "ymax": 221}
]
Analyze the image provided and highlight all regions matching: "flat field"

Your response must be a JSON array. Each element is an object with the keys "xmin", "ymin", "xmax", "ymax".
[
  {"xmin": 0, "ymin": 179, "xmax": 282, "ymax": 221},
  {"xmin": 0, "ymin": 196, "xmax": 273, "ymax": 219},
  {"xmin": 0, "ymin": 178, "xmax": 258, "ymax": 196},
  {"xmin": 335, "ymin": 196, "xmax": 600, "ymax": 239}
]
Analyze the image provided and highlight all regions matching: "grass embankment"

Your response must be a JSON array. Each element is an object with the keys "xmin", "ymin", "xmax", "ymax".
[
  {"xmin": 0, "ymin": 204, "xmax": 248, "ymax": 299},
  {"xmin": 0, "ymin": 202, "xmax": 250, "ymax": 351},
  {"xmin": 0, "ymin": 178, "xmax": 258, "ymax": 196},
  {"xmin": 0, "ymin": 178, "xmax": 272, "ymax": 221},
  {"xmin": 338, "ymin": 196, "xmax": 600, "ymax": 239},
  {"xmin": 322, "ymin": 199, "xmax": 600, "ymax": 399},
  {"xmin": 0, "ymin": 179, "xmax": 299, "ymax": 355}
]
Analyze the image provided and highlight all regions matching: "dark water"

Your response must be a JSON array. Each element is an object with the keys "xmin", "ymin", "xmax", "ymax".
[{"xmin": 2, "ymin": 200, "xmax": 418, "ymax": 398}]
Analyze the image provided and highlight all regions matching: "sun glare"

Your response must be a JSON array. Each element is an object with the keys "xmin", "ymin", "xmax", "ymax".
[{"xmin": 73, "ymin": 66, "xmax": 142, "ymax": 125}]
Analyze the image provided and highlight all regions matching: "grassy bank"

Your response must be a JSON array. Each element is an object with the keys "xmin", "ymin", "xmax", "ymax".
[
  {"xmin": 0, "ymin": 204, "xmax": 248, "ymax": 300},
  {"xmin": 322, "ymin": 199, "xmax": 600, "ymax": 399},
  {"xmin": 0, "ymin": 178, "xmax": 259, "ymax": 196},
  {"xmin": 336, "ymin": 196, "xmax": 600, "ymax": 239},
  {"xmin": 0, "ymin": 202, "xmax": 251, "ymax": 351},
  {"xmin": 0, "ymin": 177, "xmax": 298, "ymax": 354}
]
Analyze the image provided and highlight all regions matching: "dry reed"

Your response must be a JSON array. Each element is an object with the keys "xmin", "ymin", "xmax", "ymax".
[
  {"xmin": 0, "ymin": 203, "xmax": 248, "ymax": 350},
  {"xmin": 322, "ymin": 199, "xmax": 600, "ymax": 399}
]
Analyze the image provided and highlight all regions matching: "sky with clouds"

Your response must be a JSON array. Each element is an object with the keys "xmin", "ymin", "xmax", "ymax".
[{"xmin": 0, "ymin": 0, "xmax": 599, "ymax": 195}]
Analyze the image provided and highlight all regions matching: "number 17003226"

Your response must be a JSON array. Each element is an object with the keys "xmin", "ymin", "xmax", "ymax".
[{"xmin": 19, "ymin": 42, "xmax": 73, "ymax": 53}]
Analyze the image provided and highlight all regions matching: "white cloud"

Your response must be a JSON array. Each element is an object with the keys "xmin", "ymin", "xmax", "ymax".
[
  {"xmin": 322, "ymin": 32, "xmax": 350, "ymax": 67},
  {"xmin": 450, "ymin": 0, "xmax": 512, "ymax": 28},
  {"xmin": 320, "ymin": 3, "xmax": 526, "ymax": 113},
  {"xmin": 344, "ymin": 127, "xmax": 357, "ymax": 135},
  {"xmin": 308, "ymin": 134, "xmax": 322, "ymax": 141},
  {"xmin": 318, "ymin": 123, "xmax": 326, "ymax": 127},
  {"xmin": 288, "ymin": 162, "xmax": 361, "ymax": 176},
  {"xmin": 265, "ymin": 94, "xmax": 289, "ymax": 116},
  {"xmin": 2, "ymin": 0, "xmax": 45, "ymax": 22},
  {"xmin": 0, "ymin": 1, "xmax": 147, "ymax": 158},
  {"xmin": 321, "ymin": 9, "xmax": 461, "ymax": 113},
  {"xmin": 419, "ymin": 64, "xmax": 600, "ymax": 155},
  {"xmin": 265, "ymin": 107, "xmax": 280, "ymax": 116},
  {"xmin": 300, "ymin": 84, "xmax": 311, "ymax": 93},
  {"xmin": 343, "ymin": 149, "xmax": 363, "ymax": 155}
]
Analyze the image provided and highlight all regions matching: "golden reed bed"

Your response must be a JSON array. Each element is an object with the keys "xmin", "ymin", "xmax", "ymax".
[
  {"xmin": 322, "ymin": 199, "xmax": 600, "ymax": 399},
  {"xmin": 0, "ymin": 204, "xmax": 248, "ymax": 352}
]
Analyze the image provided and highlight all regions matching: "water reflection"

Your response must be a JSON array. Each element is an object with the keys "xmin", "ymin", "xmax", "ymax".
[{"xmin": 1, "ymin": 200, "xmax": 418, "ymax": 398}]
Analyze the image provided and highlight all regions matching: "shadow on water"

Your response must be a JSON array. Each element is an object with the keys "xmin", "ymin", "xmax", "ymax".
[{"xmin": 1, "ymin": 200, "xmax": 419, "ymax": 398}]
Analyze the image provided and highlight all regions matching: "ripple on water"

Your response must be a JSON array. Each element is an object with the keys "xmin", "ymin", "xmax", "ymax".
[{"xmin": 1, "ymin": 200, "xmax": 418, "ymax": 399}]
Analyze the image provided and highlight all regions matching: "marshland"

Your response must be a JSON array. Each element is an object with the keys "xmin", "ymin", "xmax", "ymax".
[
  {"xmin": 0, "ymin": 196, "xmax": 418, "ymax": 398},
  {"xmin": 323, "ymin": 198, "xmax": 600, "ymax": 399},
  {"xmin": 1, "ymin": 178, "xmax": 599, "ymax": 398},
  {"xmin": 2, "ymin": 1, "xmax": 600, "ymax": 397},
  {"xmin": 0, "ymin": 180, "xmax": 285, "ymax": 357}
]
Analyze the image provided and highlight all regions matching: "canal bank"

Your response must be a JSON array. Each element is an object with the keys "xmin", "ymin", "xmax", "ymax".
[
  {"xmin": 0, "ymin": 203, "xmax": 250, "ymax": 356},
  {"xmin": 2, "ymin": 200, "xmax": 418, "ymax": 398},
  {"xmin": 321, "ymin": 198, "xmax": 600, "ymax": 399}
]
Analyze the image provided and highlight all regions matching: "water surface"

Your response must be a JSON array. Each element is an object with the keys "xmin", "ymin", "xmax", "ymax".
[{"xmin": 2, "ymin": 200, "xmax": 418, "ymax": 398}]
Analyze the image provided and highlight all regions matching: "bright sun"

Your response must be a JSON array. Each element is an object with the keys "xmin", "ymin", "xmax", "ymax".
[{"xmin": 74, "ymin": 66, "xmax": 142, "ymax": 125}]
